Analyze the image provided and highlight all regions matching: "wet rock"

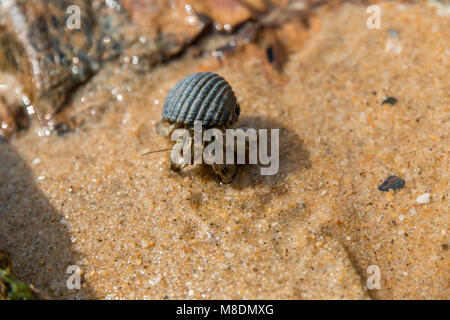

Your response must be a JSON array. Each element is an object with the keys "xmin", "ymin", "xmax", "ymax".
[
  {"xmin": 416, "ymin": 193, "xmax": 431, "ymax": 204},
  {"xmin": 122, "ymin": 0, "xmax": 205, "ymax": 42},
  {"xmin": 0, "ymin": 0, "xmax": 205, "ymax": 136},
  {"xmin": 0, "ymin": 100, "xmax": 16, "ymax": 139},
  {"xmin": 196, "ymin": 1, "xmax": 319, "ymax": 80},
  {"xmin": 0, "ymin": 0, "xmax": 125, "ymax": 121},
  {"xmin": 120, "ymin": 0, "xmax": 207, "ymax": 70}
]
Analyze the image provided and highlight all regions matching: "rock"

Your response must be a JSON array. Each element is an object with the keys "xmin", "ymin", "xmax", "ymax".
[
  {"xmin": 190, "ymin": 0, "xmax": 255, "ymax": 32},
  {"xmin": 0, "ymin": 0, "xmax": 447, "ymax": 300},
  {"xmin": 195, "ymin": 1, "xmax": 318, "ymax": 78},
  {"xmin": 122, "ymin": 0, "xmax": 205, "ymax": 43},
  {"xmin": 0, "ymin": 0, "xmax": 125, "ymax": 120},
  {"xmin": 120, "ymin": 0, "xmax": 207, "ymax": 70},
  {"xmin": 378, "ymin": 175, "xmax": 405, "ymax": 192}
]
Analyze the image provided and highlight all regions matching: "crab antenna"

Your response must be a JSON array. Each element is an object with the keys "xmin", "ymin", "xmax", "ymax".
[{"xmin": 141, "ymin": 148, "xmax": 172, "ymax": 156}]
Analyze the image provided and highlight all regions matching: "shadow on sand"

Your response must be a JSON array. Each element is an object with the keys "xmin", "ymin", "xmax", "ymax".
[
  {"xmin": 0, "ymin": 139, "xmax": 95, "ymax": 299},
  {"xmin": 186, "ymin": 116, "xmax": 311, "ymax": 188}
]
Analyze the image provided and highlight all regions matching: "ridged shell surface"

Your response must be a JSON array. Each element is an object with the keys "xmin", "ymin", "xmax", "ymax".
[{"xmin": 162, "ymin": 72, "xmax": 240, "ymax": 126}]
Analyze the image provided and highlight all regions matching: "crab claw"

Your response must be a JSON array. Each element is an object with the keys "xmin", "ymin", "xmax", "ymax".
[{"xmin": 169, "ymin": 131, "xmax": 193, "ymax": 172}]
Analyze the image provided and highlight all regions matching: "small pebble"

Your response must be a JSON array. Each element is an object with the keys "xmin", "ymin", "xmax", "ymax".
[
  {"xmin": 388, "ymin": 29, "xmax": 399, "ymax": 36},
  {"xmin": 416, "ymin": 193, "xmax": 431, "ymax": 204},
  {"xmin": 378, "ymin": 175, "xmax": 405, "ymax": 191}
]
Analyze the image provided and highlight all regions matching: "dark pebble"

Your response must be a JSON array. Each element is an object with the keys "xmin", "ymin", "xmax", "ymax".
[
  {"xmin": 381, "ymin": 97, "xmax": 398, "ymax": 105},
  {"xmin": 378, "ymin": 175, "xmax": 405, "ymax": 192}
]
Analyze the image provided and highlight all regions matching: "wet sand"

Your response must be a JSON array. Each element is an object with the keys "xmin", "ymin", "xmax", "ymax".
[{"xmin": 1, "ymin": 2, "xmax": 448, "ymax": 299}]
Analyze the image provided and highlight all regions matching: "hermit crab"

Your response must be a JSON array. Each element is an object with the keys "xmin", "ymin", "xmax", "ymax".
[{"xmin": 148, "ymin": 72, "xmax": 253, "ymax": 184}]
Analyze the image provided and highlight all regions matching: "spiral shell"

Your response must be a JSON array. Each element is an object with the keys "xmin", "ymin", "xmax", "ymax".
[{"xmin": 162, "ymin": 72, "xmax": 240, "ymax": 127}]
